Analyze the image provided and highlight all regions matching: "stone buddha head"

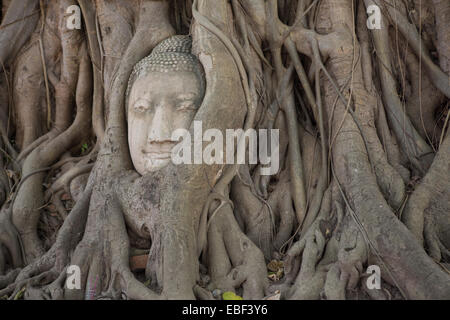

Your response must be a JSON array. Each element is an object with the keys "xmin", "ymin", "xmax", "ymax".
[{"xmin": 126, "ymin": 35, "xmax": 205, "ymax": 175}]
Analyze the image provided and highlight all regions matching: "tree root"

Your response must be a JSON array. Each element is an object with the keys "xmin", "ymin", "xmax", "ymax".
[
  {"xmin": 12, "ymin": 44, "xmax": 92, "ymax": 262},
  {"xmin": 0, "ymin": 208, "xmax": 24, "ymax": 274},
  {"xmin": 0, "ymin": 182, "xmax": 92, "ymax": 299},
  {"xmin": 279, "ymin": 186, "xmax": 333, "ymax": 299},
  {"xmin": 267, "ymin": 169, "xmax": 295, "ymax": 252},
  {"xmin": 231, "ymin": 165, "xmax": 275, "ymax": 259},
  {"xmin": 324, "ymin": 215, "xmax": 367, "ymax": 300},
  {"xmin": 287, "ymin": 230, "xmax": 328, "ymax": 300},
  {"xmin": 0, "ymin": 268, "xmax": 20, "ymax": 290},
  {"xmin": 206, "ymin": 202, "xmax": 267, "ymax": 300},
  {"xmin": 403, "ymin": 132, "xmax": 450, "ymax": 248}
]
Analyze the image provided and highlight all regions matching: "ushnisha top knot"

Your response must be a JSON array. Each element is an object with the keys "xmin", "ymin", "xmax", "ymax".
[
  {"xmin": 151, "ymin": 35, "xmax": 192, "ymax": 54},
  {"xmin": 126, "ymin": 35, "xmax": 205, "ymax": 104}
]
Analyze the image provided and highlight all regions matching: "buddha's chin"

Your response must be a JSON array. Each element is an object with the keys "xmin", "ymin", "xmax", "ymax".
[{"xmin": 142, "ymin": 156, "xmax": 171, "ymax": 174}]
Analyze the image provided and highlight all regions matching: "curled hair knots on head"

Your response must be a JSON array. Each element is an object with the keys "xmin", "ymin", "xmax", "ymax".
[{"xmin": 126, "ymin": 35, "xmax": 205, "ymax": 109}]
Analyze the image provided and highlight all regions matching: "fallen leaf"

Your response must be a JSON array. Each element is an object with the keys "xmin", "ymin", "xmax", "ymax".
[{"xmin": 222, "ymin": 291, "xmax": 243, "ymax": 300}]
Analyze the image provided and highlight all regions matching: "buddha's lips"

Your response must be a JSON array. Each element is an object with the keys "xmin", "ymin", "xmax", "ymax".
[
  {"xmin": 145, "ymin": 154, "xmax": 171, "ymax": 160},
  {"xmin": 143, "ymin": 143, "xmax": 175, "ymax": 159}
]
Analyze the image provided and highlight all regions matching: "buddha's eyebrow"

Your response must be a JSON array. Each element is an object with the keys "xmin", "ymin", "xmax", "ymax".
[
  {"xmin": 177, "ymin": 93, "xmax": 197, "ymax": 100},
  {"xmin": 132, "ymin": 98, "xmax": 151, "ymax": 107}
]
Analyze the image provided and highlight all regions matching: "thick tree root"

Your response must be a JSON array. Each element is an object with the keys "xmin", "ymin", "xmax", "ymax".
[
  {"xmin": 0, "ymin": 183, "xmax": 92, "ymax": 299},
  {"xmin": 231, "ymin": 166, "xmax": 275, "ymax": 259},
  {"xmin": 62, "ymin": 181, "xmax": 160, "ymax": 300},
  {"xmin": 323, "ymin": 215, "xmax": 367, "ymax": 300},
  {"xmin": 277, "ymin": 187, "xmax": 334, "ymax": 299},
  {"xmin": 0, "ymin": 208, "xmax": 24, "ymax": 274},
  {"xmin": 206, "ymin": 203, "xmax": 268, "ymax": 300},
  {"xmin": 287, "ymin": 230, "xmax": 328, "ymax": 300},
  {"xmin": 0, "ymin": 268, "xmax": 20, "ymax": 291}
]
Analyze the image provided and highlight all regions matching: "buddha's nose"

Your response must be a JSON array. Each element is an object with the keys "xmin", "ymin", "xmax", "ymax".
[{"xmin": 148, "ymin": 105, "xmax": 173, "ymax": 143}]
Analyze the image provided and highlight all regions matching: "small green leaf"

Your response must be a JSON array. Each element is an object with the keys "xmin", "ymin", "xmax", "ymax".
[{"xmin": 222, "ymin": 291, "xmax": 243, "ymax": 300}]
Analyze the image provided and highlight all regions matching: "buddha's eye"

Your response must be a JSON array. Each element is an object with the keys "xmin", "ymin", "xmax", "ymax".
[
  {"xmin": 177, "ymin": 101, "xmax": 196, "ymax": 111},
  {"xmin": 133, "ymin": 105, "xmax": 148, "ymax": 113}
]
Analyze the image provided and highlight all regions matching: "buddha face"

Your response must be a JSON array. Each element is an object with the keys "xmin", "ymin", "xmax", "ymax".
[{"xmin": 127, "ymin": 71, "xmax": 203, "ymax": 175}]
